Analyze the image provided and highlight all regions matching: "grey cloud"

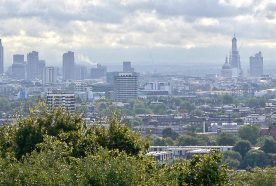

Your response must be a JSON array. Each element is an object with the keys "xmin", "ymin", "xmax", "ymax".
[{"xmin": 0, "ymin": 0, "xmax": 253, "ymax": 24}]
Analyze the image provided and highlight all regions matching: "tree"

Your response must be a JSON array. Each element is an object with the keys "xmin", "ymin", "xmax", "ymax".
[
  {"xmin": 261, "ymin": 137, "xmax": 276, "ymax": 153},
  {"xmin": 171, "ymin": 153, "xmax": 228, "ymax": 186},
  {"xmin": 150, "ymin": 103, "xmax": 167, "ymax": 115},
  {"xmin": 177, "ymin": 134, "xmax": 209, "ymax": 146},
  {"xmin": 223, "ymin": 150, "xmax": 242, "ymax": 161},
  {"xmin": 238, "ymin": 125, "xmax": 261, "ymax": 145},
  {"xmin": 222, "ymin": 94, "xmax": 234, "ymax": 105},
  {"xmin": 224, "ymin": 158, "xmax": 240, "ymax": 169},
  {"xmin": 178, "ymin": 100, "xmax": 196, "ymax": 113},
  {"xmin": 232, "ymin": 167, "xmax": 276, "ymax": 186},
  {"xmin": 246, "ymin": 97, "xmax": 266, "ymax": 108},
  {"xmin": 217, "ymin": 133, "xmax": 239, "ymax": 146},
  {"xmin": 244, "ymin": 149, "xmax": 268, "ymax": 168},
  {"xmin": 0, "ymin": 97, "xmax": 11, "ymax": 111},
  {"xmin": 223, "ymin": 150, "xmax": 242, "ymax": 169},
  {"xmin": 92, "ymin": 117, "xmax": 149, "ymax": 155},
  {"xmin": 152, "ymin": 137, "xmax": 174, "ymax": 146},
  {"xmin": 162, "ymin": 128, "xmax": 179, "ymax": 140},
  {"xmin": 233, "ymin": 140, "xmax": 252, "ymax": 157}
]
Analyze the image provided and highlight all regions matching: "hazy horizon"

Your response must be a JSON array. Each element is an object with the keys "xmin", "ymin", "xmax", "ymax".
[{"xmin": 1, "ymin": 0, "xmax": 276, "ymax": 69}]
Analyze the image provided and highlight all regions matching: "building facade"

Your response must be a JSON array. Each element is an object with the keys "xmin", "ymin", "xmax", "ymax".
[
  {"xmin": 43, "ymin": 67, "xmax": 57, "ymax": 84},
  {"xmin": 114, "ymin": 72, "xmax": 138, "ymax": 101},
  {"xmin": 46, "ymin": 93, "xmax": 76, "ymax": 112},
  {"xmin": 26, "ymin": 51, "xmax": 39, "ymax": 80},
  {"xmin": 123, "ymin": 61, "xmax": 134, "ymax": 72},
  {"xmin": 11, "ymin": 54, "xmax": 25, "ymax": 80},
  {"xmin": 90, "ymin": 64, "xmax": 107, "ymax": 79},
  {"xmin": 63, "ymin": 51, "xmax": 75, "ymax": 81},
  {"xmin": 250, "ymin": 51, "xmax": 263, "ymax": 77},
  {"xmin": 221, "ymin": 57, "xmax": 232, "ymax": 79}
]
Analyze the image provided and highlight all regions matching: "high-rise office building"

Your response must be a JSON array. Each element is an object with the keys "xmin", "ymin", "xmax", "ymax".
[
  {"xmin": 229, "ymin": 35, "xmax": 242, "ymax": 76},
  {"xmin": 123, "ymin": 61, "xmax": 134, "ymax": 72},
  {"xmin": 0, "ymin": 39, "xmax": 3, "ymax": 75},
  {"xmin": 63, "ymin": 51, "xmax": 75, "ymax": 81},
  {"xmin": 114, "ymin": 72, "xmax": 138, "ymax": 102},
  {"xmin": 90, "ymin": 64, "xmax": 107, "ymax": 79},
  {"xmin": 11, "ymin": 54, "xmax": 25, "ymax": 80},
  {"xmin": 38, "ymin": 60, "xmax": 46, "ymax": 80},
  {"xmin": 106, "ymin": 72, "xmax": 119, "ymax": 85},
  {"xmin": 26, "ymin": 51, "xmax": 39, "ymax": 80},
  {"xmin": 250, "ymin": 52, "xmax": 263, "ymax": 77},
  {"xmin": 43, "ymin": 66, "xmax": 57, "ymax": 84},
  {"xmin": 46, "ymin": 93, "xmax": 76, "ymax": 113},
  {"xmin": 75, "ymin": 65, "xmax": 87, "ymax": 80},
  {"xmin": 221, "ymin": 57, "xmax": 232, "ymax": 79}
]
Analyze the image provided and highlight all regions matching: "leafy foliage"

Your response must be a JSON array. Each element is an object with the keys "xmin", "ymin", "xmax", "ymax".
[
  {"xmin": 217, "ymin": 133, "xmax": 239, "ymax": 146},
  {"xmin": 238, "ymin": 125, "xmax": 261, "ymax": 145},
  {"xmin": 233, "ymin": 140, "xmax": 252, "ymax": 158}
]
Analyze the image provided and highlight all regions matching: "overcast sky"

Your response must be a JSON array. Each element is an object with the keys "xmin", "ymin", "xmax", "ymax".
[{"xmin": 1, "ymin": 0, "xmax": 276, "ymax": 67}]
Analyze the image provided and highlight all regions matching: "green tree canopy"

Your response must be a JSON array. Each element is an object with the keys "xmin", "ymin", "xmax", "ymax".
[
  {"xmin": 222, "ymin": 94, "xmax": 234, "ymax": 105},
  {"xmin": 217, "ymin": 133, "xmax": 239, "ymax": 146},
  {"xmin": 261, "ymin": 137, "xmax": 276, "ymax": 153},
  {"xmin": 223, "ymin": 150, "xmax": 242, "ymax": 161},
  {"xmin": 238, "ymin": 125, "xmax": 261, "ymax": 145},
  {"xmin": 162, "ymin": 128, "xmax": 179, "ymax": 140},
  {"xmin": 233, "ymin": 140, "xmax": 252, "ymax": 157},
  {"xmin": 244, "ymin": 149, "xmax": 268, "ymax": 168},
  {"xmin": 177, "ymin": 134, "xmax": 209, "ymax": 146}
]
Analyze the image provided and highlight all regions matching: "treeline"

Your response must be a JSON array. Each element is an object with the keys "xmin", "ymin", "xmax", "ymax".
[
  {"xmin": 153, "ymin": 125, "xmax": 276, "ymax": 169},
  {"xmin": 0, "ymin": 106, "xmax": 275, "ymax": 185}
]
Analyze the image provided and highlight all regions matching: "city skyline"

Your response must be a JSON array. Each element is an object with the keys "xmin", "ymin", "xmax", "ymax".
[{"xmin": 1, "ymin": 1, "xmax": 276, "ymax": 66}]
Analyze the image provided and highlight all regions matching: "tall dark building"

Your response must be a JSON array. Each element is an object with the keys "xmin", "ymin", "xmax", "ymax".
[
  {"xmin": 123, "ymin": 61, "xmax": 134, "ymax": 72},
  {"xmin": 229, "ymin": 35, "xmax": 242, "ymax": 76},
  {"xmin": 12, "ymin": 54, "xmax": 25, "ymax": 80},
  {"xmin": 26, "ymin": 51, "xmax": 39, "ymax": 80},
  {"xmin": 0, "ymin": 39, "xmax": 3, "ymax": 75},
  {"xmin": 63, "ymin": 51, "xmax": 75, "ymax": 81},
  {"xmin": 250, "ymin": 52, "xmax": 263, "ymax": 77}
]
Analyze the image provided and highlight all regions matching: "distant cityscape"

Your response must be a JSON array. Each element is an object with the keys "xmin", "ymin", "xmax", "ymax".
[{"xmin": 1, "ymin": 35, "xmax": 276, "ymax": 164}]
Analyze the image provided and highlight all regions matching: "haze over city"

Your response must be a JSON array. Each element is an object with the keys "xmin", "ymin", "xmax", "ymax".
[{"xmin": 1, "ymin": 0, "xmax": 276, "ymax": 69}]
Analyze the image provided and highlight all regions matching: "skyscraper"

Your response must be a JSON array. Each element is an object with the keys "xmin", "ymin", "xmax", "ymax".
[
  {"xmin": 123, "ymin": 61, "xmax": 134, "ymax": 72},
  {"xmin": 229, "ymin": 35, "xmax": 242, "ymax": 76},
  {"xmin": 11, "ymin": 54, "xmax": 25, "ymax": 80},
  {"xmin": 0, "ymin": 39, "xmax": 3, "ymax": 75},
  {"xmin": 90, "ymin": 64, "xmax": 107, "ymax": 79},
  {"xmin": 250, "ymin": 52, "xmax": 263, "ymax": 77},
  {"xmin": 114, "ymin": 72, "xmax": 138, "ymax": 102},
  {"xmin": 75, "ymin": 65, "xmax": 87, "ymax": 80},
  {"xmin": 63, "ymin": 51, "xmax": 75, "ymax": 81},
  {"xmin": 43, "ymin": 66, "xmax": 57, "ymax": 84},
  {"xmin": 38, "ymin": 60, "xmax": 46, "ymax": 80},
  {"xmin": 26, "ymin": 51, "xmax": 39, "ymax": 80}
]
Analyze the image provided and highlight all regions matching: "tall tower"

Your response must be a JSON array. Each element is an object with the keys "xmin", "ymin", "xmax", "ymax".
[
  {"xmin": 229, "ymin": 35, "xmax": 242, "ymax": 76},
  {"xmin": 250, "ymin": 52, "xmax": 263, "ymax": 77},
  {"xmin": 0, "ymin": 39, "xmax": 4, "ymax": 75},
  {"xmin": 63, "ymin": 51, "xmax": 75, "ymax": 81},
  {"xmin": 26, "ymin": 51, "xmax": 39, "ymax": 80},
  {"xmin": 12, "ymin": 54, "xmax": 25, "ymax": 80}
]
